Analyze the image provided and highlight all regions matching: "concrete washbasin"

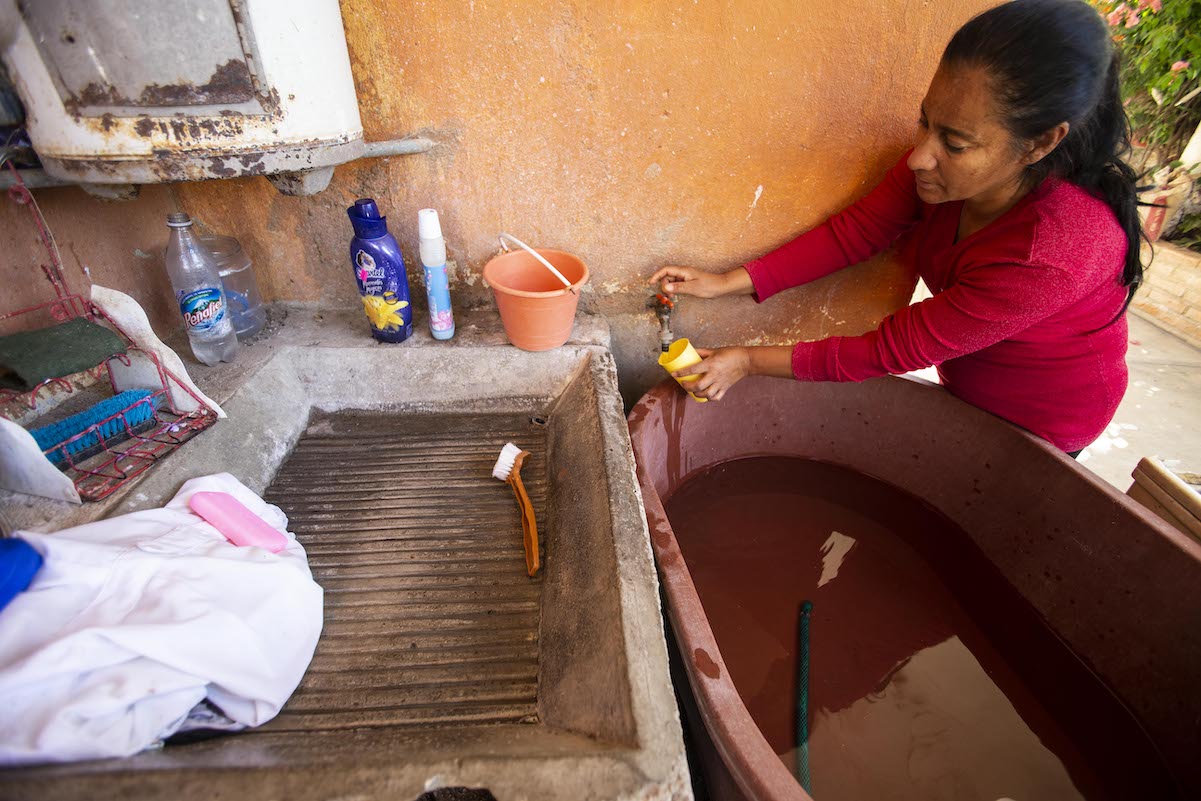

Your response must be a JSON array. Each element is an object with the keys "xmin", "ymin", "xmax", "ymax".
[{"xmin": 3, "ymin": 316, "xmax": 688, "ymax": 801}]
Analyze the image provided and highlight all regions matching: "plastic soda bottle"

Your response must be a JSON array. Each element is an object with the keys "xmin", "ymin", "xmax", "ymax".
[{"xmin": 164, "ymin": 212, "xmax": 238, "ymax": 366}]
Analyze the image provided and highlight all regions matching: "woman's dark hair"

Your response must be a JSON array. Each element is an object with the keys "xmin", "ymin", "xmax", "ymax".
[{"xmin": 943, "ymin": 0, "xmax": 1144, "ymax": 308}]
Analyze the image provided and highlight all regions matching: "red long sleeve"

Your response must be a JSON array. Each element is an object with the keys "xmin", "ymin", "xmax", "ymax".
[
  {"xmin": 744, "ymin": 156, "xmax": 922, "ymax": 300},
  {"xmin": 742, "ymin": 154, "xmax": 1130, "ymax": 452},
  {"xmin": 791, "ymin": 257, "xmax": 1078, "ymax": 379}
]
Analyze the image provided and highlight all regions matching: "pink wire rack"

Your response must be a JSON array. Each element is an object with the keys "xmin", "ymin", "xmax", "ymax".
[{"xmin": 1, "ymin": 164, "xmax": 218, "ymax": 502}]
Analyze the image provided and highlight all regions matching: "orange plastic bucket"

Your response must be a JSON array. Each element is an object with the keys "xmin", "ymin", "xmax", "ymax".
[{"xmin": 483, "ymin": 247, "xmax": 589, "ymax": 351}]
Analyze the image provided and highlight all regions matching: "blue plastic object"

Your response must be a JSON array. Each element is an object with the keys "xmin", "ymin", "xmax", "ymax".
[
  {"xmin": 29, "ymin": 389, "xmax": 160, "ymax": 464},
  {"xmin": 0, "ymin": 538, "xmax": 42, "ymax": 613}
]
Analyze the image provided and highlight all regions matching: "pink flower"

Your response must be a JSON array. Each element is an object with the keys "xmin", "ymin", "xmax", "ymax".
[
  {"xmin": 1107, "ymin": 4, "xmax": 1129, "ymax": 26},
  {"xmin": 1171, "ymin": 61, "xmax": 1190, "ymax": 72},
  {"xmin": 1125, "ymin": 11, "xmax": 1140, "ymax": 27},
  {"xmin": 1138, "ymin": 0, "xmax": 1162, "ymax": 11}
]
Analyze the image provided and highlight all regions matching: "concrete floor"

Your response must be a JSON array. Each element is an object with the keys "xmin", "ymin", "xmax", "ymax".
[{"xmin": 1079, "ymin": 313, "xmax": 1201, "ymax": 490}]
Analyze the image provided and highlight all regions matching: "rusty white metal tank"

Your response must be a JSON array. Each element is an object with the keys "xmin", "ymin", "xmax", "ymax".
[{"xmin": 0, "ymin": 0, "xmax": 424, "ymax": 195}]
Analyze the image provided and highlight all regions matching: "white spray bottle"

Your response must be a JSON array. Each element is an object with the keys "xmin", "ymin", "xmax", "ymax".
[{"xmin": 418, "ymin": 209, "xmax": 455, "ymax": 340}]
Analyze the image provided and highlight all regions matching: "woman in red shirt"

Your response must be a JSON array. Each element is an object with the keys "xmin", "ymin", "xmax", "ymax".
[{"xmin": 651, "ymin": 0, "xmax": 1142, "ymax": 455}]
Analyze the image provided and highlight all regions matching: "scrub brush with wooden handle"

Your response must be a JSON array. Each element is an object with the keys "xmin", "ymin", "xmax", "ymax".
[{"xmin": 493, "ymin": 442, "xmax": 540, "ymax": 577}]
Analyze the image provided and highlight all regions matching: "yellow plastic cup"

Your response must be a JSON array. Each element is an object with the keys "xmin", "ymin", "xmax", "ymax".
[{"xmin": 658, "ymin": 338, "xmax": 708, "ymax": 403}]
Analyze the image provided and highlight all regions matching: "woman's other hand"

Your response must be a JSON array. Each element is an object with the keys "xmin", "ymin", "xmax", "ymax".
[
  {"xmin": 672, "ymin": 345, "xmax": 795, "ymax": 401},
  {"xmin": 648, "ymin": 266, "xmax": 753, "ymax": 299},
  {"xmin": 673, "ymin": 347, "xmax": 752, "ymax": 402}
]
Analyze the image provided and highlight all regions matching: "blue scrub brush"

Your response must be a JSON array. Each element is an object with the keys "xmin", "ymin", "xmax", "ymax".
[{"xmin": 30, "ymin": 389, "xmax": 162, "ymax": 465}]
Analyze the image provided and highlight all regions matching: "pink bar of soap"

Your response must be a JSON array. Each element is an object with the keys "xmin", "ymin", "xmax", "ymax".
[{"xmin": 189, "ymin": 491, "xmax": 288, "ymax": 553}]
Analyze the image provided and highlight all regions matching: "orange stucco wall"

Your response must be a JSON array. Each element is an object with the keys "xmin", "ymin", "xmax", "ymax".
[{"xmin": 3, "ymin": 0, "xmax": 996, "ymax": 402}]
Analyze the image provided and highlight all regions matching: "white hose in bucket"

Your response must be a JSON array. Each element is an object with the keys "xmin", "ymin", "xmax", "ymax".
[{"xmin": 497, "ymin": 233, "xmax": 576, "ymax": 295}]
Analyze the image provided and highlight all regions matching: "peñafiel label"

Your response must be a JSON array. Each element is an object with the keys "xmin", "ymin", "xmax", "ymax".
[{"xmin": 179, "ymin": 287, "xmax": 227, "ymax": 333}]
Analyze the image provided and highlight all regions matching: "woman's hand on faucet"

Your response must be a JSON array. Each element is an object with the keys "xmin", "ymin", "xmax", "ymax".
[{"xmin": 648, "ymin": 266, "xmax": 753, "ymax": 299}]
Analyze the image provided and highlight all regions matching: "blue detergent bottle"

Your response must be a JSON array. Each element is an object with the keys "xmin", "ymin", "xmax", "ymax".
[{"xmin": 347, "ymin": 198, "xmax": 414, "ymax": 343}]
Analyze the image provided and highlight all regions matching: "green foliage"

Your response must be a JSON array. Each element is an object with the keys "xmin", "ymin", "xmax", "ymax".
[
  {"xmin": 1167, "ymin": 211, "xmax": 1201, "ymax": 248},
  {"xmin": 1091, "ymin": 0, "xmax": 1201, "ymax": 160}
]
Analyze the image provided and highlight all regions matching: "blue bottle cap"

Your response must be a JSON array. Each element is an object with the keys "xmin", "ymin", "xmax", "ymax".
[
  {"xmin": 348, "ymin": 198, "xmax": 389, "ymax": 239},
  {"xmin": 353, "ymin": 198, "xmax": 381, "ymax": 219},
  {"xmin": 0, "ymin": 538, "xmax": 43, "ymax": 613}
]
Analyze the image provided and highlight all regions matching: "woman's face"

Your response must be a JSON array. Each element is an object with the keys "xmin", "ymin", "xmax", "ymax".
[{"xmin": 907, "ymin": 63, "xmax": 1032, "ymax": 207}]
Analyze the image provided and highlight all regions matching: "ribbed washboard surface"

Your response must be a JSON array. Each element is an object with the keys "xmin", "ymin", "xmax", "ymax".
[{"xmin": 262, "ymin": 411, "xmax": 546, "ymax": 731}]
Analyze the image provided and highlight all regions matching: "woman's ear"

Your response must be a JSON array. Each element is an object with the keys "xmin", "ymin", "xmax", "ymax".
[{"xmin": 1025, "ymin": 122, "xmax": 1070, "ymax": 165}]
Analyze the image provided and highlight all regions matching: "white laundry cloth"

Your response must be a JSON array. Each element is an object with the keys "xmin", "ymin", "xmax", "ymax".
[{"xmin": 0, "ymin": 473, "xmax": 323, "ymax": 765}]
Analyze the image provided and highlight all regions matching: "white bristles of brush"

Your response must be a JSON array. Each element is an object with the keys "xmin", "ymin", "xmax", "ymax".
[{"xmin": 492, "ymin": 442, "xmax": 523, "ymax": 480}]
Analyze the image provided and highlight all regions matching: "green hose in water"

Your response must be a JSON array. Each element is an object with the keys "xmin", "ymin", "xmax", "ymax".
[{"xmin": 796, "ymin": 600, "xmax": 814, "ymax": 796}]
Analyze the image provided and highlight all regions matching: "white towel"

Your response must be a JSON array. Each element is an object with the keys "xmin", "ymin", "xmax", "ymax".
[{"xmin": 0, "ymin": 473, "xmax": 323, "ymax": 765}]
